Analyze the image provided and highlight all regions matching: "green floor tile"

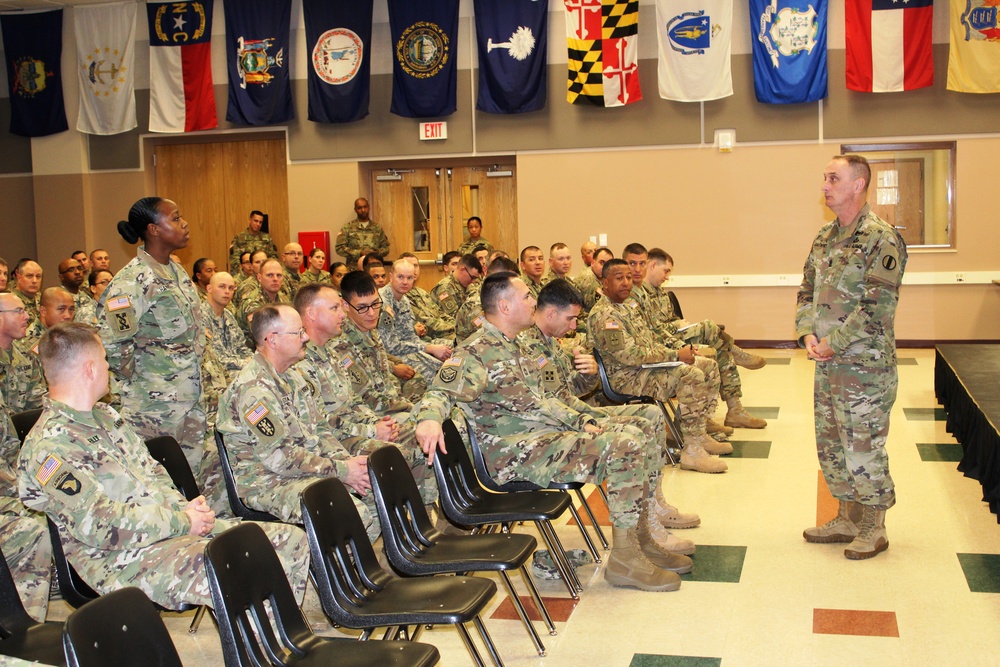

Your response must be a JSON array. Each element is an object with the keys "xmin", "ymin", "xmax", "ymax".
[
  {"xmin": 903, "ymin": 407, "xmax": 947, "ymax": 421},
  {"xmin": 916, "ymin": 443, "xmax": 963, "ymax": 462},
  {"xmin": 957, "ymin": 553, "xmax": 1000, "ymax": 593},
  {"xmin": 746, "ymin": 406, "xmax": 779, "ymax": 419},
  {"xmin": 897, "ymin": 358, "xmax": 919, "ymax": 365},
  {"xmin": 762, "ymin": 357, "xmax": 792, "ymax": 365},
  {"xmin": 728, "ymin": 441, "xmax": 771, "ymax": 459},
  {"xmin": 681, "ymin": 545, "xmax": 747, "ymax": 583},
  {"xmin": 630, "ymin": 655, "xmax": 722, "ymax": 667}
]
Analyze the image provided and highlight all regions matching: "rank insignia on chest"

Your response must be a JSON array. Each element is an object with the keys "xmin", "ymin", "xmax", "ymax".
[
  {"xmin": 87, "ymin": 435, "xmax": 99, "ymax": 444},
  {"xmin": 54, "ymin": 472, "xmax": 81, "ymax": 496}
]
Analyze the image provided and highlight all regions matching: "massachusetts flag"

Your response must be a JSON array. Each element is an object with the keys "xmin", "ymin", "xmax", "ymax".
[
  {"xmin": 565, "ymin": 0, "xmax": 642, "ymax": 106},
  {"xmin": 750, "ymin": 0, "xmax": 828, "ymax": 104},
  {"xmin": 846, "ymin": 0, "xmax": 933, "ymax": 92},
  {"xmin": 75, "ymin": 1, "xmax": 137, "ymax": 135},
  {"xmin": 474, "ymin": 0, "xmax": 548, "ymax": 114},
  {"xmin": 947, "ymin": 0, "xmax": 1000, "ymax": 92},
  {"xmin": 146, "ymin": 1, "xmax": 217, "ymax": 133},
  {"xmin": 0, "ymin": 10, "xmax": 68, "ymax": 137},
  {"xmin": 225, "ymin": 0, "xmax": 293, "ymax": 125},
  {"xmin": 302, "ymin": 0, "xmax": 373, "ymax": 123},
  {"xmin": 388, "ymin": 0, "xmax": 460, "ymax": 118},
  {"xmin": 656, "ymin": 0, "xmax": 733, "ymax": 101}
]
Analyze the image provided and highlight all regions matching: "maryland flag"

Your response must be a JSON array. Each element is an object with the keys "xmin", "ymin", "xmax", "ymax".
[{"xmin": 564, "ymin": 0, "xmax": 642, "ymax": 106}]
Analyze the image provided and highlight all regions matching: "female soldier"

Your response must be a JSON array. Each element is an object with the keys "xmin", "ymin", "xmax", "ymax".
[{"xmin": 300, "ymin": 247, "xmax": 331, "ymax": 285}]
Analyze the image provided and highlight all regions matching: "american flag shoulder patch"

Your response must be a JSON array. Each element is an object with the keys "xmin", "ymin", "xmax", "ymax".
[
  {"xmin": 106, "ymin": 295, "xmax": 132, "ymax": 312},
  {"xmin": 245, "ymin": 403, "xmax": 269, "ymax": 426},
  {"xmin": 36, "ymin": 455, "xmax": 62, "ymax": 486}
]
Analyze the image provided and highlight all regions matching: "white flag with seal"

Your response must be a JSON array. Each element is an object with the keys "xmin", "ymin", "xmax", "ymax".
[
  {"xmin": 655, "ymin": 0, "xmax": 733, "ymax": 102},
  {"xmin": 75, "ymin": 1, "xmax": 137, "ymax": 135}
]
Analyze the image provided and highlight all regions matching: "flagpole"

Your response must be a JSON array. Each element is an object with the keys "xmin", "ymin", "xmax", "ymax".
[{"xmin": 469, "ymin": 14, "xmax": 477, "ymax": 155}]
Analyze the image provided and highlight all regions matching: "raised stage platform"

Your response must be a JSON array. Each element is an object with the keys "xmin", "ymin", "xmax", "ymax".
[{"xmin": 935, "ymin": 344, "xmax": 1000, "ymax": 520}]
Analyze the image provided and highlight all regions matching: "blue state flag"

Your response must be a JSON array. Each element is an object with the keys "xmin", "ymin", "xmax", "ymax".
[
  {"xmin": 474, "ymin": 0, "xmax": 548, "ymax": 114},
  {"xmin": 0, "ymin": 9, "xmax": 68, "ymax": 137},
  {"xmin": 750, "ymin": 0, "xmax": 827, "ymax": 104},
  {"xmin": 388, "ymin": 0, "xmax": 460, "ymax": 118},
  {"xmin": 303, "ymin": 0, "xmax": 373, "ymax": 123},
  {"xmin": 224, "ymin": 0, "xmax": 293, "ymax": 125}
]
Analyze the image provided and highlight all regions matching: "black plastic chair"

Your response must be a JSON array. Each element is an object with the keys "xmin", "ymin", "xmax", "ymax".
[
  {"xmin": 205, "ymin": 522, "xmax": 440, "ymax": 667},
  {"xmin": 301, "ymin": 478, "xmax": 503, "ymax": 667},
  {"xmin": 667, "ymin": 290, "xmax": 683, "ymax": 321},
  {"xmin": 11, "ymin": 408, "xmax": 43, "ymax": 443},
  {"xmin": 63, "ymin": 587, "xmax": 181, "ymax": 667},
  {"xmin": 0, "ymin": 543, "xmax": 65, "ymax": 666},
  {"xmin": 592, "ymin": 348, "xmax": 682, "ymax": 466},
  {"xmin": 213, "ymin": 428, "xmax": 281, "ymax": 522},
  {"xmin": 368, "ymin": 445, "xmax": 553, "ymax": 657},
  {"xmin": 435, "ymin": 420, "xmax": 584, "ymax": 598},
  {"xmin": 46, "ymin": 517, "xmax": 100, "ymax": 610}
]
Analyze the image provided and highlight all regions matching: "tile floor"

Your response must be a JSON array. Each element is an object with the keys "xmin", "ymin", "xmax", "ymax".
[{"xmin": 43, "ymin": 348, "xmax": 1000, "ymax": 666}]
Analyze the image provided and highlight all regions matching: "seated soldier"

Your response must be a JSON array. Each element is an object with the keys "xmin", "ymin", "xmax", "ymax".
[
  {"xmin": 590, "ymin": 260, "xmax": 729, "ymax": 474},
  {"xmin": 574, "ymin": 246, "xmax": 613, "ymax": 329},
  {"xmin": 415, "ymin": 273, "xmax": 694, "ymax": 593},
  {"xmin": 74, "ymin": 270, "xmax": 113, "ymax": 326},
  {"xmin": 232, "ymin": 249, "xmax": 271, "ymax": 311},
  {"xmin": 377, "ymin": 259, "xmax": 452, "ymax": 381},
  {"xmin": 397, "ymin": 252, "xmax": 455, "ymax": 342},
  {"xmin": 217, "ymin": 305, "xmax": 375, "ymax": 537},
  {"xmin": 519, "ymin": 246, "xmax": 546, "ymax": 299},
  {"xmin": 430, "ymin": 254, "xmax": 481, "ymax": 318},
  {"xmin": 239, "ymin": 258, "xmax": 291, "ymax": 345},
  {"xmin": 201, "ymin": 272, "xmax": 252, "ymax": 382},
  {"xmin": 362, "ymin": 255, "xmax": 387, "ymax": 289},
  {"xmin": 0, "ymin": 292, "xmax": 46, "ymax": 413},
  {"xmin": 455, "ymin": 256, "xmax": 519, "ymax": 343},
  {"xmin": 280, "ymin": 243, "xmax": 304, "ymax": 297},
  {"xmin": 542, "ymin": 242, "xmax": 576, "ymax": 287},
  {"xmin": 24, "ymin": 287, "xmax": 76, "ymax": 347},
  {"xmin": 18, "ymin": 323, "xmax": 310, "ymax": 609}
]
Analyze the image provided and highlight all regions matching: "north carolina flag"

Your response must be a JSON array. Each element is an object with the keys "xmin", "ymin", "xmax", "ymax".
[
  {"xmin": 146, "ymin": 1, "xmax": 217, "ymax": 133},
  {"xmin": 75, "ymin": 1, "xmax": 137, "ymax": 135},
  {"xmin": 565, "ymin": 0, "xmax": 642, "ymax": 107},
  {"xmin": 846, "ymin": 0, "xmax": 933, "ymax": 92},
  {"xmin": 947, "ymin": 0, "xmax": 1000, "ymax": 92},
  {"xmin": 750, "ymin": 0, "xmax": 828, "ymax": 104},
  {"xmin": 656, "ymin": 0, "xmax": 733, "ymax": 102}
]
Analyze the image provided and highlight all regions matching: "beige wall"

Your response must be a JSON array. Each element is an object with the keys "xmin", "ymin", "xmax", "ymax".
[{"xmin": 0, "ymin": 177, "xmax": 37, "ymax": 267}]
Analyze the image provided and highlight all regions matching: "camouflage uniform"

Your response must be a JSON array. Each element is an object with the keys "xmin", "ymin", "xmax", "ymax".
[
  {"xmin": 18, "ymin": 398, "xmax": 310, "ymax": 609},
  {"xmin": 457, "ymin": 237, "xmax": 494, "ymax": 256},
  {"xmin": 74, "ymin": 294, "xmax": 98, "ymax": 326},
  {"xmin": 217, "ymin": 353, "xmax": 375, "ymax": 535},
  {"xmin": 335, "ymin": 219, "xmax": 390, "ymax": 268},
  {"xmin": 429, "ymin": 274, "xmax": 468, "ymax": 318},
  {"xmin": 299, "ymin": 268, "xmax": 331, "ymax": 286},
  {"xmin": 282, "ymin": 267, "xmax": 302, "ymax": 297},
  {"xmin": 199, "ymin": 301, "xmax": 251, "ymax": 382},
  {"xmin": 228, "ymin": 229, "xmax": 277, "ymax": 274},
  {"xmin": 521, "ymin": 273, "xmax": 544, "ymax": 300},
  {"xmin": 331, "ymin": 318, "xmax": 421, "ymax": 413},
  {"xmin": 377, "ymin": 285, "xmax": 444, "ymax": 381},
  {"xmin": 415, "ymin": 320, "xmax": 658, "ymax": 529},
  {"xmin": 454, "ymin": 289, "xmax": 486, "ymax": 344},
  {"xmin": 796, "ymin": 204, "xmax": 907, "ymax": 509},
  {"xmin": 97, "ymin": 248, "xmax": 208, "ymax": 477},
  {"xmin": 0, "ymin": 340, "xmax": 46, "ymax": 413},
  {"xmin": 0, "ymin": 405, "xmax": 50, "ymax": 623},
  {"xmin": 407, "ymin": 285, "xmax": 456, "ymax": 341},
  {"xmin": 238, "ymin": 285, "xmax": 291, "ymax": 343},
  {"xmin": 589, "ymin": 295, "xmax": 720, "ymax": 438},
  {"xmin": 10, "ymin": 289, "xmax": 40, "ymax": 332}
]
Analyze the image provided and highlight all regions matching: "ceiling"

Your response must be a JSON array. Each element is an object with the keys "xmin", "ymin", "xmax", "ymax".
[{"xmin": 0, "ymin": 0, "xmax": 139, "ymax": 11}]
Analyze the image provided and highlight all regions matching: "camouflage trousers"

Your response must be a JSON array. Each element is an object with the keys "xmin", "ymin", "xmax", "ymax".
[
  {"xmin": 398, "ymin": 372, "xmax": 428, "ymax": 402},
  {"xmin": 1, "ymin": 509, "xmax": 51, "ymax": 622},
  {"xmin": 248, "ymin": 475, "xmax": 375, "ymax": 540},
  {"xmin": 71, "ymin": 519, "xmax": 310, "ymax": 609},
  {"xmin": 344, "ymin": 418, "xmax": 438, "ymax": 507},
  {"xmin": 814, "ymin": 362, "xmax": 897, "ymax": 509},
  {"xmin": 630, "ymin": 355, "xmax": 721, "ymax": 437},
  {"xmin": 598, "ymin": 404, "xmax": 668, "ymax": 470},
  {"xmin": 400, "ymin": 351, "xmax": 444, "ymax": 387},
  {"xmin": 679, "ymin": 320, "xmax": 742, "ymax": 401},
  {"xmin": 124, "ymin": 401, "xmax": 208, "ymax": 482}
]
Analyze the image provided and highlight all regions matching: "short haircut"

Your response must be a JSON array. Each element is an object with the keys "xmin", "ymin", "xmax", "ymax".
[
  {"xmin": 487, "ymin": 256, "xmax": 519, "ymax": 275},
  {"xmin": 834, "ymin": 154, "xmax": 872, "ymax": 191},
  {"xmin": 593, "ymin": 246, "xmax": 614, "ymax": 261},
  {"xmin": 362, "ymin": 254, "xmax": 384, "ymax": 270},
  {"xmin": 647, "ymin": 248, "xmax": 674, "ymax": 265},
  {"xmin": 467, "ymin": 216, "xmax": 482, "ymax": 226},
  {"xmin": 480, "ymin": 273, "xmax": 518, "ymax": 315},
  {"xmin": 13, "ymin": 258, "xmax": 37, "ymax": 277},
  {"xmin": 602, "ymin": 258, "xmax": 628, "ymax": 279},
  {"xmin": 71, "ymin": 250, "xmax": 86, "ymax": 259},
  {"xmin": 398, "ymin": 252, "xmax": 418, "ymax": 261},
  {"xmin": 40, "ymin": 287, "xmax": 73, "ymax": 308},
  {"xmin": 38, "ymin": 322, "xmax": 101, "ymax": 384},
  {"xmin": 458, "ymin": 254, "xmax": 482, "ymax": 272},
  {"xmin": 259, "ymin": 258, "xmax": 282, "ymax": 274},
  {"xmin": 250, "ymin": 210, "xmax": 264, "ymax": 219},
  {"xmin": 622, "ymin": 243, "xmax": 648, "ymax": 258},
  {"xmin": 88, "ymin": 270, "xmax": 112, "ymax": 287},
  {"xmin": 549, "ymin": 242, "xmax": 569, "ymax": 254},
  {"xmin": 340, "ymin": 270, "xmax": 376, "ymax": 302},
  {"xmin": 519, "ymin": 245, "xmax": 542, "ymax": 263},
  {"xmin": 537, "ymin": 278, "xmax": 584, "ymax": 310},
  {"xmin": 293, "ymin": 281, "xmax": 335, "ymax": 313},
  {"xmin": 442, "ymin": 251, "xmax": 461, "ymax": 265},
  {"xmin": 473, "ymin": 244, "xmax": 489, "ymax": 254},
  {"xmin": 389, "ymin": 258, "xmax": 414, "ymax": 274},
  {"xmin": 193, "ymin": 258, "xmax": 212, "ymax": 275},
  {"xmin": 250, "ymin": 304, "xmax": 288, "ymax": 346}
]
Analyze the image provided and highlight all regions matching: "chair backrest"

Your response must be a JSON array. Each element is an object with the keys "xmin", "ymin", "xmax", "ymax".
[
  {"xmin": 434, "ymin": 420, "xmax": 490, "ymax": 521},
  {"xmin": 464, "ymin": 422, "xmax": 537, "ymax": 493},
  {"xmin": 667, "ymin": 290, "xmax": 683, "ymax": 320},
  {"xmin": 46, "ymin": 517, "xmax": 99, "ymax": 610},
  {"xmin": 12, "ymin": 408, "xmax": 43, "ymax": 443},
  {"xmin": 213, "ymin": 429, "xmax": 280, "ymax": 522},
  {"xmin": 367, "ymin": 446, "xmax": 438, "ymax": 566},
  {"xmin": 62, "ymin": 588, "xmax": 181, "ymax": 667},
  {"xmin": 592, "ymin": 348, "xmax": 656, "ymax": 406},
  {"xmin": 300, "ymin": 478, "xmax": 394, "ymax": 628},
  {"xmin": 0, "ymin": 542, "xmax": 36, "ymax": 637},
  {"xmin": 144, "ymin": 436, "xmax": 200, "ymax": 502},
  {"xmin": 205, "ymin": 523, "xmax": 314, "ymax": 667}
]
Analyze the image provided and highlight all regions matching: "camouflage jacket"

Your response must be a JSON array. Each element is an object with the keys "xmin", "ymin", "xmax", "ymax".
[
  {"xmin": 429, "ymin": 274, "xmax": 468, "ymax": 317},
  {"xmin": 796, "ymin": 204, "xmax": 907, "ymax": 367},
  {"xmin": 589, "ymin": 295, "xmax": 681, "ymax": 384},
  {"xmin": 457, "ymin": 237, "xmax": 494, "ymax": 256},
  {"xmin": 199, "ymin": 301, "xmax": 251, "ymax": 381},
  {"xmin": 238, "ymin": 285, "xmax": 291, "ymax": 338},
  {"xmin": 377, "ymin": 285, "xmax": 426, "ymax": 358},
  {"xmin": 331, "ymin": 318, "xmax": 412, "ymax": 414},
  {"xmin": 282, "ymin": 267, "xmax": 302, "ymax": 297},
  {"xmin": 297, "ymin": 340, "xmax": 383, "ymax": 441},
  {"xmin": 10, "ymin": 289, "xmax": 40, "ymax": 331},
  {"xmin": 454, "ymin": 289, "xmax": 485, "ymax": 344},
  {"xmin": 519, "ymin": 324, "xmax": 599, "ymax": 405},
  {"xmin": 335, "ymin": 219, "xmax": 389, "ymax": 267},
  {"xmin": 0, "ymin": 340, "xmax": 46, "ymax": 414},
  {"xmin": 1, "ymin": 402, "xmax": 24, "ymax": 512},
  {"xmin": 74, "ymin": 295, "xmax": 99, "ymax": 326},
  {"xmin": 228, "ymin": 229, "xmax": 277, "ymax": 274},
  {"xmin": 521, "ymin": 273, "xmax": 544, "ymax": 300},
  {"xmin": 639, "ymin": 281, "xmax": 681, "ymax": 337},
  {"xmin": 299, "ymin": 268, "xmax": 331, "ymax": 286},
  {"xmin": 407, "ymin": 285, "xmax": 455, "ymax": 341}
]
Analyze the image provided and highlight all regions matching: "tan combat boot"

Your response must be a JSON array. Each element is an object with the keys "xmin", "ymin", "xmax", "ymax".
[
  {"xmin": 724, "ymin": 406, "xmax": 767, "ymax": 429},
  {"xmin": 707, "ymin": 419, "xmax": 735, "ymax": 436},
  {"xmin": 653, "ymin": 483, "xmax": 701, "ymax": 528},
  {"xmin": 803, "ymin": 500, "xmax": 860, "ymax": 543},
  {"xmin": 844, "ymin": 506, "xmax": 889, "ymax": 560},
  {"xmin": 638, "ymin": 513, "xmax": 694, "ymax": 573},
  {"xmin": 605, "ymin": 526, "xmax": 682, "ymax": 591},
  {"xmin": 696, "ymin": 433, "xmax": 733, "ymax": 456},
  {"xmin": 679, "ymin": 441, "xmax": 728, "ymax": 473},
  {"xmin": 731, "ymin": 345, "xmax": 767, "ymax": 370}
]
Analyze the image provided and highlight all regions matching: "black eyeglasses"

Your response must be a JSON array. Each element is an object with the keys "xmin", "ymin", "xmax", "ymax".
[{"xmin": 347, "ymin": 299, "xmax": 382, "ymax": 315}]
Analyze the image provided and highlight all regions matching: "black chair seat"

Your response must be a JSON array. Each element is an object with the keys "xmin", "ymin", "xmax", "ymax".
[
  {"xmin": 333, "ymin": 576, "xmax": 495, "ymax": 626},
  {"xmin": 399, "ymin": 532, "xmax": 536, "ymax": 575},
  {"xmin": 0, "ymin": 622, "xmax": 65, "ymax": 665},
  {"xmin": 272, "ymin": 637, "xmax": 439, "ymax": 667}
]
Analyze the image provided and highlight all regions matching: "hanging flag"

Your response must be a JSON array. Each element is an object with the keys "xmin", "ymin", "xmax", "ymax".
[
  {"xmin": 302, "ymin": 0, "xmax": 373, "ymax": 123},
  {"xmin": 474, "ymin": 0, "xmax": 548, "ymax": 114},
  {"xmin": 387, "ymin": 0, "xmax": 460, "ymax": 118},
  {"xmin": 564, "ymin": 0, "xmax": 642, "ymax": 107},
  {"xmin": 655, "ymin": 0, "xmax": 733, "ymax": 102},
  {"xmin": 750, "ymin": 0, "xmax": 828, "ymax": 104},
  {"xmin": 845, "ymin": 0, "xmax": 933, "ymax": 93},
  {"xmin": 224, "ymin": 0, "xmax": 293, "ymax": 125},
  {"xmin": 0, "ymin": 10, "xmax": 68, "ymax": 137},
  {"xmin": 947, "ymin": 0, "xmax": 1000, "ymax": 93},
  {"xmin": 146, "ymin": 1, "xmax": 217, "ymax": 133},
  {"xmin": 74, "ymin": 2, "xmax": 137, "ymax": 135}
]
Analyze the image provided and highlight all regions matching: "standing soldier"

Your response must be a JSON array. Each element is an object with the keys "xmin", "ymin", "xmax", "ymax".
[
  {"xmin": 335, "ymin": 198, "xmax": 390, "ymax": 268},
  {"xmin": 229, "ymin": 210, "xmax": 278, "ymax": 274},
  {"xmin": 798, "ymin": 155, "xmax": 907, "ymax": 560}
]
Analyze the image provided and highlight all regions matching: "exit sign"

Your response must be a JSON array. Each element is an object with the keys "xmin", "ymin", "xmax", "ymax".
[{"xmin": 419, "ymin": 122, "xmax": 447, "ymax": 140}]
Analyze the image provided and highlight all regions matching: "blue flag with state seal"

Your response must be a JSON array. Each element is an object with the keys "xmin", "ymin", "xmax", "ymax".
[
  {"xmin": 302, "ymin": 0, "xmax": 373, "ymax": 123},
  {"xmin": 388, "ymin": 0, "xmax": 460, "ymax": 118},
  {"xmin": 0, "ymin": 9, "xmax": 68, "ymax": 137},
  {"xmin": 750, "ymin": 0, "xmax": 828, "ymax": 104},
  {"xmin": 224, "ymin": 0, "xmax": 293, "ymax": 125},
  {"xmin": 474, "ymin": 0, "xmax": 548, "ymax": 114}
]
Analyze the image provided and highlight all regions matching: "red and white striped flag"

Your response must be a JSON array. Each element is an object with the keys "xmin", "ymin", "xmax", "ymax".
[{"xmin": 845, "ymin": 0, "xmax": 934, "ymax": 92}]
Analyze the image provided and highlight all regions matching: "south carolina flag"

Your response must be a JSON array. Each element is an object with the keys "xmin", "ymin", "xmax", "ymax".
[
  {"xmin": 656, "ymin": 0, "xmax": 733, "ymax": 101},
  {"xmin": 146, "ymin": 1, "xmax": 217, "ymax": 133},
  {"xmin": 474, "ymin": 0, "xmax": 548, "ymax": 114},
  {"xmin": 75, "ymin": 2, "xmax": 137, "ymax": 135},
  {"xmin": 947, "ymin": 0, "xmax": 1000, "ymax": 92},
  {"xmin": 846, "ymin": 0, "xmax": 933, "ymax": 92}
]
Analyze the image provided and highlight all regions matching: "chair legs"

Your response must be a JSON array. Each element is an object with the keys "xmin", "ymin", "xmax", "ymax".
[
  {"xmin": 497, "ymin": 568, "xmax": 554, "ymax": 656},
  {"xmin": 472, "ymin": 615, "xmax": 504, "ymax": 667},
  {"xmin": 572, "ymin": 488, "xmax": 610, "ymax": 551},
  {"xmin": 188, "ymin": 605, "xmax": 210, "ymax": 634},
  {"xmin": 535, "ymin": 520, "xmax": 582, "ymax": 597},
  {"xmin": 566, "ymin": 502, "xmax": 602, "ymax": 562},
  {"xmin": 659, "ymin": 399, "xmax": 683, "ymax": 467}
]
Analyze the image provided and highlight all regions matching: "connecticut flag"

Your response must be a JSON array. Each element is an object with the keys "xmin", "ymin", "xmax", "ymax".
[
  {"xmin": 750, "ymin": 0, "xmax": 828, "ymax": 104},
  {"xmin": 846, "ymin": 0, "xmax": 933, "ymax": 92},
  {"xmin": 564, "ymin": 0, "xmax": 642, "ymax": 107}
]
